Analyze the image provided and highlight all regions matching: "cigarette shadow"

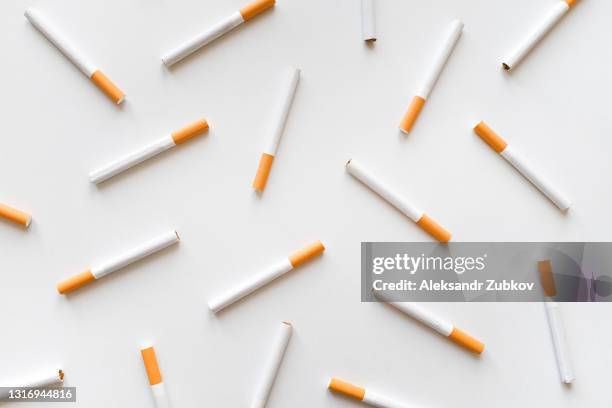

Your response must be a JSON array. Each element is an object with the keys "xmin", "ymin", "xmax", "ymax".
[
  {"xmin": 91, "ymin": 131, "xmax": 211, "ymax": 191},
  {"xmin": 0, "ymin": 218, "xmax": 32, "ymax": 232},
  {"xmin": 208, "ymin": 254, "xmax": 325, "ymax": 317},
  {"xmin": 59, "ymin": 242, "xmax": 180, "ymax": 301},
  {"xmin": 377, "ymin": 301, "xmax": 483, "ymax": 359},
  {"xmin": 161, "ymin": 8, "xmax": 277, "ymax": 72}
]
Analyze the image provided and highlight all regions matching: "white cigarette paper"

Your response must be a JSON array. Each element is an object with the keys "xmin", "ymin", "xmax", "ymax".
[
  {"xmin": 500, "ymin": 146, "xmax": 571, "ymax": 211},
  {"xmin": 57, "ymin": 230, "xmax": 180, "ymax": 294},
  {"xmin": 0, "ymin": 368, "xmax": 64, "ymax": 400},
  {"xmin": 161, "ymin": 0, "xmax": 275, "ymax": 67},
  {"xmin": 502, "ymin": 1, "xmax": 574, "ymax": 71},
  {"xmin": 92, "ymin": 230, "xmax": 179, "ymax": 279},
  {"xmin": 544, "ymin": 301, "xmax": 574, "ymax": 383},
  {"xmin": 361, "ymin": 0, "xmax": 376, "ymax": 42},
  {"xmin": 374, "ymin": 293, "xmax": 452, "ymax": 336},
  {"xmin": 89, "ymin": 119, "xmax": 208, "ymax": 184},
  {"xmin": 251, "ymin": 322, "xmax": 293, "ymax": 408},
  {"xmin": 418, "ymin": 19, "xmax": 463, "ymax": 100}
]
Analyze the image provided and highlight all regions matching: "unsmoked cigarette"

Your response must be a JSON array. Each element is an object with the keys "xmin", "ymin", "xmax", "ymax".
[
  {"xmin": 25, "ymin": 8, "xmax": 125, "ymax": 104},
  {"xmin": 250, "ymin": 322, "xmax": 293, "ymax": 408},
  {"xmin": 162, "ymin": 0, "xmax": 275, "ymax": 67},
  {"xmin": 141, "ymin": 346, "xmax": 172, "ymax": 408},
  {"xmin": 208, "ymin": 241, "xmax": 325, "ymax": 313},
  {"xmin": 346, "ymin": 159, "xmax": 451, "ymax": 242},
  {"xmin": 502, "ymin": 0, "xmax": 578, "ymax": 71},
  {"xmin": 473, "ymin": 121, "xmax": 571, "ymax": 211},
  {"xmin": 57, "ymin": 230, "xmax": 180, "ymax": 294}
]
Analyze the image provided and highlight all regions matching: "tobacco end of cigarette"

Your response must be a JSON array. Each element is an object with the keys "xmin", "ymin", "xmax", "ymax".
[
  {"xmin": 502, "ymin": 63, "xmax": 511, "ymax": 71},
  {"xmin": 538, "ymin": 260, "xmax": 558, "ymax": 297},
  {"xmin": 416, "ymin": 214, "xmax": 451, "ymax": 243},
  {"xmin": 399, "ymin": 96, "xmax": 425, "ymax": 134},
  {"xmin": 171, "ymin": 119, "xmax": 209, "ymax": 145},
  {"xmin": 141, "ymin": 346, "xmax": 162, "ymax": 386},
  {"xmin": 282, "ymin": 320, "xmax": 292, "ymax": 327},
  {"xmin": 473, "ymin": 121, "xmax": 508, "ymax": 153},
  {"xmin": 57, "ymin": 270, "xmax": 96, "ymax": 294},
  {"xmin": 289, "ymin": 241, "xmax": 325, "ymax": 268},
  {"xmin": 253, "ymin": 153, "xmax": 275, "ymax": 192},
  {"xmin": 174, "ymin": 230, "xmax": 181, "ymax": 241},
  {"xmin": 58, "ymin": 369, "xmax": 65, "ymax": 381},
  {"xmin": 240, "ymin": 0, "xmax": 275, "ymax": 22},
  {"xmin": 328, "ymin": 377, "xmax": 365, "ymax": 400},
  {"xmin": 345, "ymin": 159, "xmax": 352, "ymax": 168},
  {"xmin": 90, "ymin": 70, "xmax": 125, "ymax": 105},
  {"xmin": 449, "ymin": 327, "xmax": 485, "ymax": 354}
]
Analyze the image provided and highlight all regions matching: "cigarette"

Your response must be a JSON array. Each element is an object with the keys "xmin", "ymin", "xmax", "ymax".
[
  {"xmin": 0, "ymin": 368, "xmax": 64, "ymax": 400},
  {"xmin": 361, "ymin": 0, "xmax": 376, "ymax": 42},
  {"xmin": 251, "ymin": 322, "xmax": 293, "ymax": 408},
  {"xmin": 502, "ymin": 0, "xmax": 578, "ymax": 71},
  {"xmin": 328, "ymin": 378, "xmax": 410, "ymax": 408},
  {"xmin": 57, "ymin": 230, "xmax": 180, "ymax": 294},
  {"xmin": 208, "ymin": 241, "xmax": 325, "ymax": 313},
  {"xmin": 346, "ymin": 159, "xmax": 451, "ymax": 243},
  {"xmin": 538, "ymin": 260, "xmax": 574, "ymax": 383},
  {"xmin": 253, "ymin": 67, "xmax": 300, "ymax": 192},
  {"xmin": 399, "ymin": 20, "xmax": 463, "ymax": 133},
  {"xmin": 141, "ymin": 346, "xmax": 171, "ymax": 408},
  {"xmin": 24, "ymin": 8, "xmax": 125, "ymax": 104},
  {"xmin": 89, "ymin": 119, "xmax": 209, "ymax": 184},
  {"xmin": 0, "ymin": 203, "xmax": 32, "ymax": 227},
  {"xmin": 161, "ymin": 0, "xmax": 275, "ymax": 67},
  {"xmin": 374, "ymin": 292, "xmax": 484, "ymax": 354},
  {"xmin": 473, "ymin": 121, "xmax": 571, "ymax": 211}
]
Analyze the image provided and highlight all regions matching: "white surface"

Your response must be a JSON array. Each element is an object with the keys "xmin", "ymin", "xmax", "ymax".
[{"xmin": 0, "ymin": 0, "xmax": 611, "ymax": 407}]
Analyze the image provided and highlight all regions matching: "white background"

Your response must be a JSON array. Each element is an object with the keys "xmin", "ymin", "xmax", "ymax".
[{"xmin": 1, "ymin": 0, "xmax": 611, "ymax": 406}]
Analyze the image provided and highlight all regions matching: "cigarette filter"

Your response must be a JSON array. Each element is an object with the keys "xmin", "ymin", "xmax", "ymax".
[
  {"xmin": 252, "ymin": 67, "xmax": 300, "ymax": 192},
  {"xmin": 141, "ymin": 346, "xmax": 171, "ymax": 408},
  {"xmin": 208, "ymin": 241, "xmax": 325, "ymax": 313},
  {"xmin": 361, "ymin": 0, "xmax": 376, "ymax": 42},
  {"xmin": 251, "ymin": 322, "xmax": 293, "ymax": 408},
  {"xmin": 502, "ymin": 0, "xmax": 578, "ymax": 71},
  {"xmin": 399, "ymin": 20, "xmax": 463, "ymax": 133},
  {"xmin": 538, "ymin": 260, "xmax": 574, "ymax": 383},
  {"xmin": 24, "ymin": 8, "xmax": 125, "ymax": 104},
  {"xmin": 374, "ymin": 292, "xmax": 484, "ymax": 354},
  {"xmin": 162, "ymin": 0, "xmax": 275, "ymax": 67},
  {"xmin": 0, "ymin": 203, "xmax": 32, "ymax": 227},
  {"xmin": 0, "ymin": 368, "xmax": 64, "ymax": 400},
  {"xmin": 89, "ymin": 119, "xmax": 209, "ymax": 184},
  {"xmin": 57, "ymin": 230, "xmax": 180, "ymax": 294},
  {"xmin": 473, "ymin": 121, "xmax": 571, "ymax": 211},
  {"xmin": 328, "ymin": 378, "xmax": 411, "ymax": 408},
  {"xmin": 346, "ymin": 159, "xmax": 451, "ymax": 243}
]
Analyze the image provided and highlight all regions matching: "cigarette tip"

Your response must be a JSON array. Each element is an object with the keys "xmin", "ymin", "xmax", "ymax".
[
  {"xmin": 25, "ymin": 215, "xmax": 32, "ymax": 227},
  {"xmin": 345, "ymin": 159, "xmax": 352, "ymax": 167},
  {"xmin": 327, "ymin": 377, "xmax": 334, "ymax": 388},
  {"xmin": 452, "ymin": 19, "xmax": 465, "ymax": 30},
  {"xmin": 58, "ymin": 369, "xmax": 65, "ymax": 380},
  {"xmin": 116, "ymin": 95, "xmax": 125, "ymax": 105},
  {"xmin": 140, "ymin": 344, "xmax": 154, "ymax": 351},
  {"xmin": 282, "ymin": 320, "xmax": 293, "ymax": 327},
  {"xmin": 174, "ymin": 230, "xmax": 181, "ymax": 241},
  {"xmin": 472, "ymin": 120, "xmax": 484, "ymax": 130},
  {"xmin": 502, "ymin": 63, "xmax": 511, "ymax": 71}
]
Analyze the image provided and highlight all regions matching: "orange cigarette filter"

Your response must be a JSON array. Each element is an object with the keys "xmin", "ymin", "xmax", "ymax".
[
  {"xmin": 538, "ymin": 260, "xmax": 558, "ymax": 297},
  {"xmin": 0, "ymin": 203, "xmax": 32, "ymax": 227},
  {"xmin": 141, "ymin": 347, "xmax": 162, "ymax": 386}
]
